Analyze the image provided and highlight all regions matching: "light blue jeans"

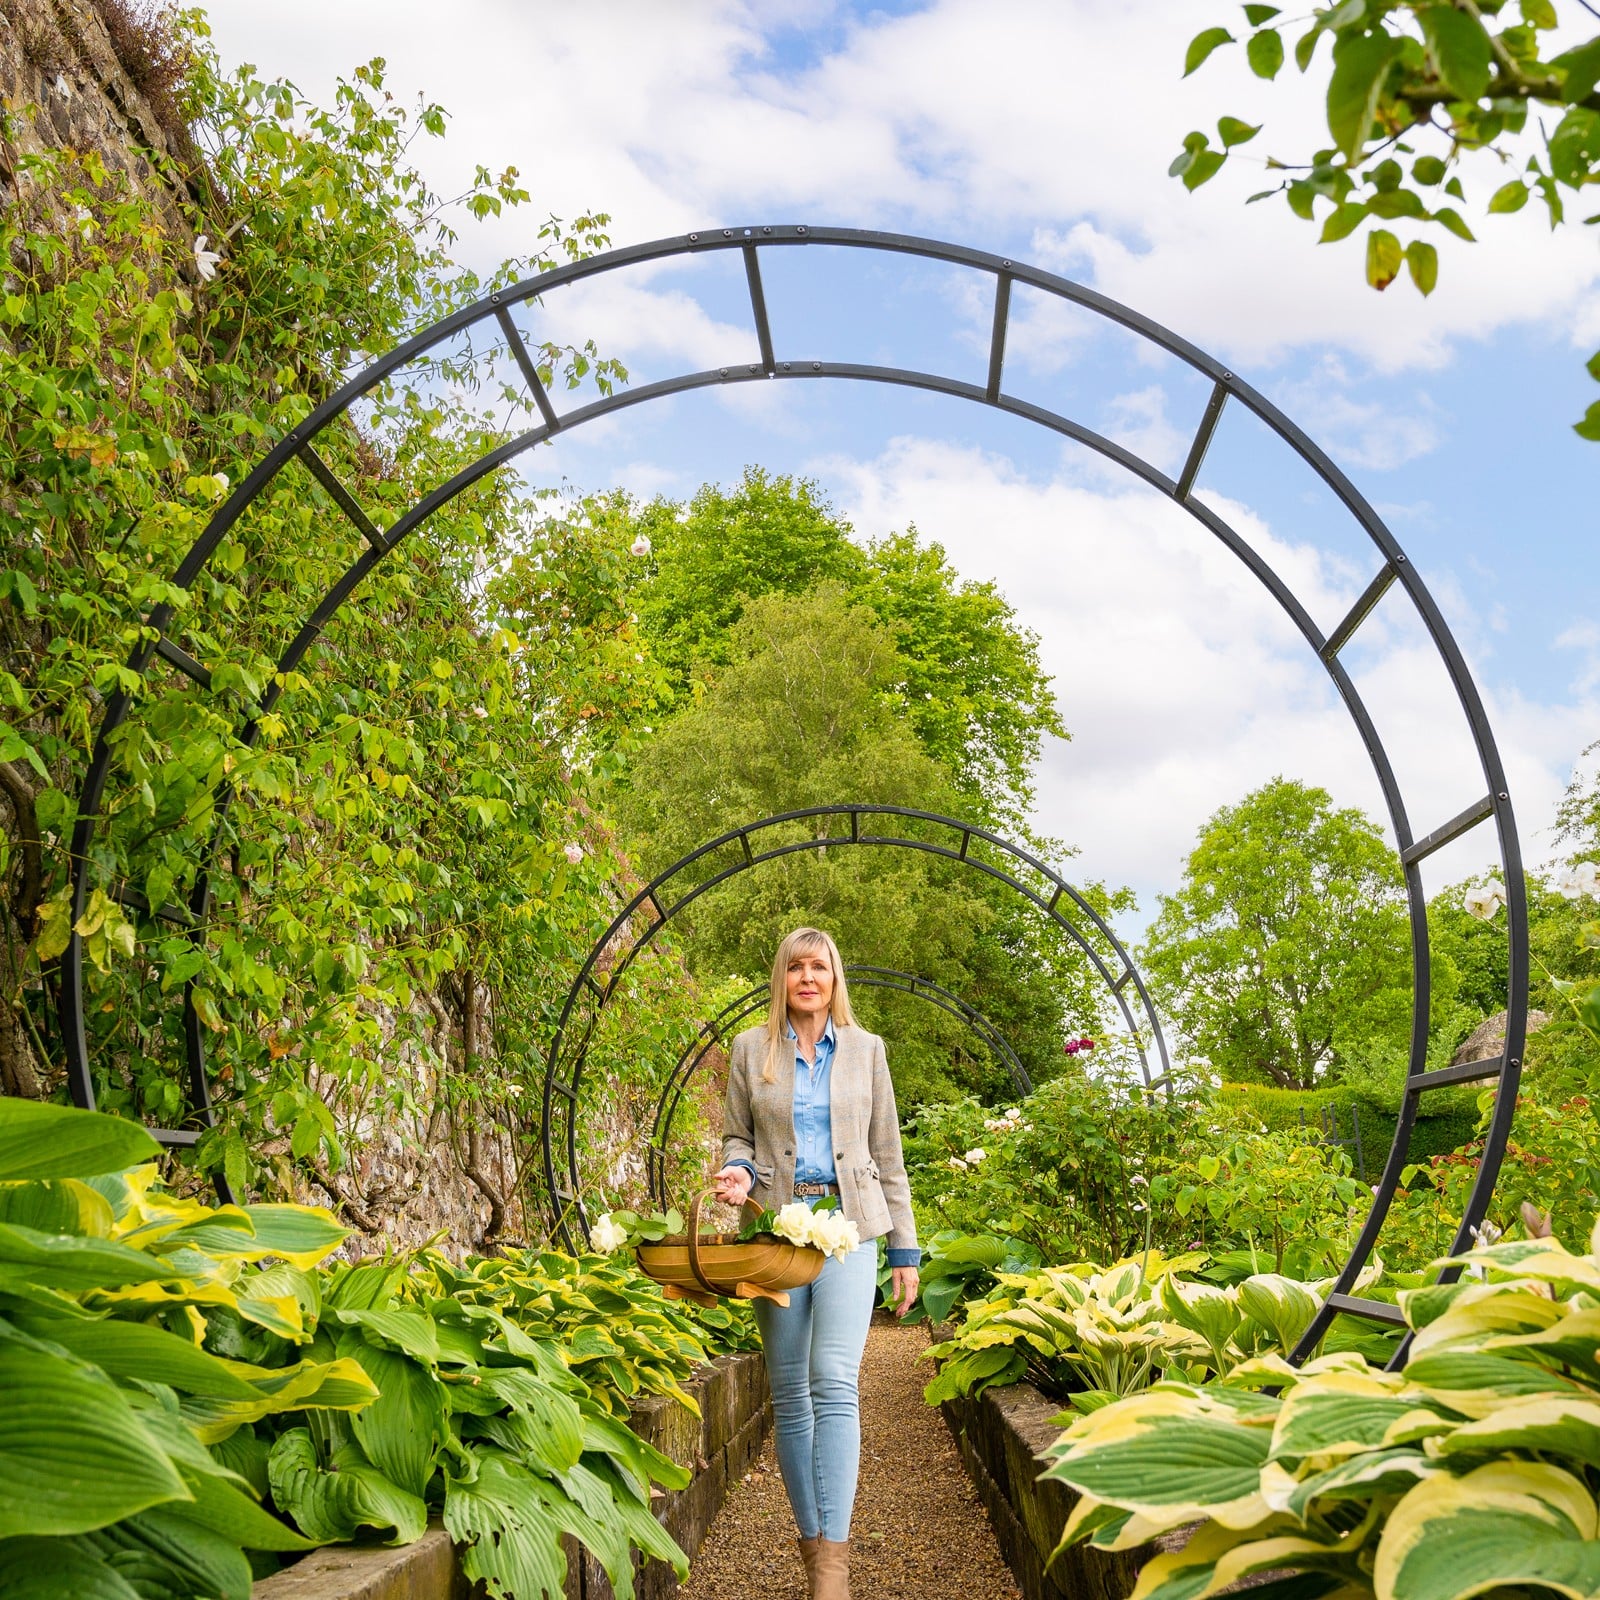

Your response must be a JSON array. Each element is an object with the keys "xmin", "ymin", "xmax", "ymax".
[{"xmin": 752, "ymin": 1242, "xmax": 878, "ymax": 1542}]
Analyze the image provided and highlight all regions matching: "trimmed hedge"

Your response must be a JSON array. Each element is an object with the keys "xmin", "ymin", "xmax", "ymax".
[{"xmin": 1218, "ymin": 1082, "xmax": 1479, "ymax": 1170}]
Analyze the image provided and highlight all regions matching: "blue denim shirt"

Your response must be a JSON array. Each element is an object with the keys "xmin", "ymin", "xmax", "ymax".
[{"xmin": 728, "ymin": 1017, "xmax": 919, "ymax": 1268}]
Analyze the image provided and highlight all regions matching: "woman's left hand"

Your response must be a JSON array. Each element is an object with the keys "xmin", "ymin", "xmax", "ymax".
[{"xmin": 889, "ymin": 1266, "xmax": 919, "ymax": 1319}]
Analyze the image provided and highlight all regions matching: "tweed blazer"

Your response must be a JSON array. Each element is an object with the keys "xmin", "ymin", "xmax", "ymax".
[{"xmin": 721, "ymin": 1021, "xmax": 918, "ymax": 1256}]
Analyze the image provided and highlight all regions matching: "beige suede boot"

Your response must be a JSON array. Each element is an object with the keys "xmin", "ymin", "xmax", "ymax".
[
  {"xmin": 811, "ymin": 1536, "xmax": 851, "ymax": 1600},
  {"xmin": 798, "ymin": 1535, "xmax": 821, "ymax": 1594}
]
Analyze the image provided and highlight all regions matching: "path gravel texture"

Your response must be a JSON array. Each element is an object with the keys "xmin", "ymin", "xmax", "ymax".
[{"xmin": 681, "ymin": 1313, "xmax": 1023, "ymax": 1600}]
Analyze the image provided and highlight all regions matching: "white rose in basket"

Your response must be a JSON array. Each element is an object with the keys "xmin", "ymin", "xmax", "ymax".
[
  {"xmin": 806, "ymin": 1207, "xmax": 860, "ymax": 1260},
  {"xmin": 773, "ymin": 1202, "xmax": 817, "ymax": 1246},
  {"xmin": 590, "ymin": 1213, "xmax": 628, "ymax": 1253}
]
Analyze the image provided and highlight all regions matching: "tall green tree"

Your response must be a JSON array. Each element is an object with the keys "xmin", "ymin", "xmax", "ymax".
[
  {"xmin": 610, "ymin": 468, "xmax": 1064, "ymax": 823},
  {"xmin": 1141, "ymin": 777, "xmax": 1415, "ymax": 1088},
  {"xmin": 1174, "ymin": 0, "xmax": 1600, "ymax": 439},
  {"xmin": 617, "ymin": 585, "xmax": 1113, "ymax": 1104}
]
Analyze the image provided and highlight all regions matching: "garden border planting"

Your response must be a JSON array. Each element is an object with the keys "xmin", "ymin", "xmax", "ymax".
[{"xmin": 252, "ymin": 1351, "xmax": 771, "ymax": 1600}]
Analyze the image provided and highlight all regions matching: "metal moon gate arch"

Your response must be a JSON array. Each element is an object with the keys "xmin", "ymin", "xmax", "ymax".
[
  {"xmin": 644, "ymin": 964, "xmax": 1030, "ymax": 1209},
  {"xmin": 54, "ymin": 224, "xmax": 1528, "ymax": 1361},
  {"xmin": 541, "ymin": 802, "xmax": 1168, "ymax": 1245}
]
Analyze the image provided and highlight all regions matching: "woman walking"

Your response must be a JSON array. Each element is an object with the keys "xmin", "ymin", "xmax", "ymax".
[{"xmin": 712, "ymin": 927, "xmax": 921, "ymax": 1600}]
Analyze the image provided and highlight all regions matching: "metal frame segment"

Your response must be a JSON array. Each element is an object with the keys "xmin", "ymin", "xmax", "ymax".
[{"xmin": 51, "ymin": 226, "xmax": 1526, "ymax": 1363}]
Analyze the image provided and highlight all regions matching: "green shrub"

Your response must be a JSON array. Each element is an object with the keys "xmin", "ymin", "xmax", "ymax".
[{"xmin": 1217, "ymin": 1081, "xmax": 1477, "ymax": 1167}]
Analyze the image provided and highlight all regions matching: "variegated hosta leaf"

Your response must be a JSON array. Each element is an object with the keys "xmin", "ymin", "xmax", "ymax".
[
  {"xmin": 1262, "ymin": 1448, "xmax": 1440, "ymax": 1523},
  {"xmin": 1475, "ymin": 1307, "xmax": 1600, "ymax": 1385},
  {"xmin": 1130, "ymin": 1511, "xmax": 1376, "ymax": 1600},
  {"xmin": 1441, "ymin": 1237, "xmax": 1600, "ymax": 1298},
  {"xmin": 1046, "ymin": 1398, "xmax": 1272, "ymax": 1533},
  {"xmin": 1161, "ymin": 1275, "xmax": 1242, "ymax": 1358},
  {"xmin": 1401, "ymin": 1349, "xmax": 1589, "ymax": 1419},
  {"xmin": 1403, "ymin": 1285, "xmax": 1564, "ymax": 1360},
  {"xmin": 1272, "ymin": 1373, "xmax": 1453, "ymax": 1464},
  {"xmin": 1375, "ymin": 1461, "xmax": 1600, "ymax": 1600},
  {"xmin": 1433, "ymin": 1394, "xmax": 1600, "ymax": 1471},
  {"xmin": 1237, "ymin": 1274, "xmax": 1320, "ymax": 1354}
]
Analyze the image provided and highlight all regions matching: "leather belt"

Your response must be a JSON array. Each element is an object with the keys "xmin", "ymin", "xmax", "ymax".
[{"xmin": 793, "ymin": 1181, "xmax": 839, "ymax": 1198}]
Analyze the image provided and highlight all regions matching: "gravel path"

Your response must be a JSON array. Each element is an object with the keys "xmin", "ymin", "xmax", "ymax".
[{"xmin": 681, "ymin": 1313, "xmax": 1023, "ymax": 1599}]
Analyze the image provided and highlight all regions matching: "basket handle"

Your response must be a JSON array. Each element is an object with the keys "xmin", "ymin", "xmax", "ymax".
[{"xmin": 685, "ymin": 1189, "xmax": 721, "ymax": 1296}]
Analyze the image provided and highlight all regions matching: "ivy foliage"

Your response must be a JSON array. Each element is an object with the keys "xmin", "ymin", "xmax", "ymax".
[
  {"xmin": 0, "ymin": 21, "xmax": 710, "ymax": 1214},
  {"xmin": 1176, "ymin": 0, "xmax": 1600, "ymax": 439}
]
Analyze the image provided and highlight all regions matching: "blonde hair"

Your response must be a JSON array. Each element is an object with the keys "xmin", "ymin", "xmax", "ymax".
[{"xmin": 762, "ymin": 927, "xmax": 855, "ymax": 1083}]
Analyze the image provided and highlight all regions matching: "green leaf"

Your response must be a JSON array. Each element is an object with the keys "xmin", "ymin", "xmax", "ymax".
[
  {"xmin": 1243, "ymin": 4, "xmax": 1280, "ymax": 23},
  {"xmin": 343, "ymin": 1338, "xmax": 445, "ymax": 1498},
  {"xmin": 1418, "ymin": 7, "xmax": 1494, "ymax": 102},
  {"xmin": 1045, "ymin": 1413, "xmax": 1270, "ymax": 1515},
  {"xmin": 12, "ymin": 1313, "xmax": 263, "ymax": 1399},
  {"xmin": 1185, "ymin": 149, "xmax": 1228, "ymax": 191},
  {"xmin": 1586, "ymin": 348, "xmax": 1600, "ymax": 382},
  {"xmin": 1489, "ymin": 180, "xmax": 1530, "ymax": 214},
  {"xmin": 267, "ymin": 1428, "xmax": 426, "ymax": 1545},
  {"xmin": 1320, "ymin": 202, "xmax": 1370, "ymax": 242},
  {"xmin": 0, "ymin": 1222, "xmax": 173, "ymax": 1292},
  {"xmin": 1411, "ymin": 155, "xmax": 1448, "ymax": 186},
  {"xmin": 444, "ymin": 1451, "xmax": 574, "ymax": 1600},
  {"xmin": 1186, "ymin": 26, "xmax": 1236, "ymax": 75},
  {"xmin": 1377, "ymin": 1462, "xmax": 1600, "ymax": 1600},
  {"xmin": 0, "ymin": 1341, "xmax": 188, "ymax": 1536},
  {"xmin": 1327, "ymin": 33, "xmax": 1405, "ymax": 162},
  {"xmin": 1363, "ymin": 225, "xmax": 1401, "ymax": 288},
  {"xmin": 0, "ymin": 1179, "xmax": 113, "ymax": 1236},
  {"xmin": 1433, "ymin": 206, "xmax": 1477, "ymax": 242},
  {"xmin": 1572, "ymin": 398, "xmax": 1600, "ymax": 442},
  {"xmin": 1553, "ymin": 38, "xmax": 1600, "ymax": 104},
  {"xmin": 1548, "ymin": 109, "xmax": 1600, "ymax": 189},
  {"xmin": 1521, "ymin": 0, "xmax": 1557, "ymax": 29},
  {"xmin": 333, "ymin": 1306, "xmax": 440, "ymax": 1364},
  {"xmin": 1406, "ymin": 239, "xmax": 1439, "ymax": 295},
  {"xmin": 0, "ymin": 1536, "xmax": 144, "ymax": 1600},
  {"xmin": 238, "ymin": 1204, "xmax": 347, "ymax": 1268},
  {"xmin": 1248, "ymin": 29, "xmax": 1285, "ymax": 79},
  {"xmin": 1219, "ymin": 116, "xmax": 1262, "ymax": 147},
  {"xmin": 1238, "ymin": 1273, "xmax": 1320, "ymax": 1350},
  {"xmin": 0, "ymin": 1100, "xmax": 160, "ymax": 1183}
]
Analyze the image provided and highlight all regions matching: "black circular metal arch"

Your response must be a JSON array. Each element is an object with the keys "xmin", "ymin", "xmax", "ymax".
[
  {"xmin": 542, "ymin": 802, "xmax": 1167, "ymax": 1245},
  {"xmin": 54, "ymin": 224, "xmax": 1529, "ymax": 1360},
  {"xmin": 643, "ymin": 963, "xmax": 1032, "ymax": 1209}
]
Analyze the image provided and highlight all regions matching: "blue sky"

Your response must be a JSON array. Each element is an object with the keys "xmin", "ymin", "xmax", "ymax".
[{"xmin": 205, "ymin": 0, "xmax": 1599, "ymax": 927}]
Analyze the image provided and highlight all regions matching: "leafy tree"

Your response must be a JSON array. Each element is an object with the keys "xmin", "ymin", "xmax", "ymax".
[
  {"xmin": 617, "ymin": 585, "xmax": 1113, "ymax": 1104},
  {"xmin": 1141, "ymin": 777, "xmax": 1415, "ymax": 1088},
  {"xmin": 1175, "ymin": 0, "xmax": 1600, "ymax": 439},
  {"xmin": 613, "ymin": 468, "xmax": 1064, "ymax": 821}
]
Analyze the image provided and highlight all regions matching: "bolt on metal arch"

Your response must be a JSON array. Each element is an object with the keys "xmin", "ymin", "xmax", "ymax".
[
  {"xmin": 53, "ymin": 224, "xmax": 1528, "ymax": 1364},
  {"xmin": 645, "ymin": 964, "xmax": 1033, "ymax": 1212},
  {"xmin": 539, "ymin": 804, "xmax": 1163, "ymax": 1239}
]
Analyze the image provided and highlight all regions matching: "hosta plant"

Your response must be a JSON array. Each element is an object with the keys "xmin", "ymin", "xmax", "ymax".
[
  {"xmin": 922, "ymin": 1250, "xmax": 1397, "ymax": 1410},
  {"xmin": 0, "ymin": 1098, "xmax": 710, "ymax": 1600},
  {"xmin": 1046, "ymin": 1220, "xmax": 1600, "ymax": 1600},
  {"xmin": 880, "ymin": 1229, "xmax": 1043, "ymax": 1327}
]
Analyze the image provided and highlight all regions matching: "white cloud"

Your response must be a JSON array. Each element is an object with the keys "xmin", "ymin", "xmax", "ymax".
[{"xmin": 814, "ymin": 436, "xmax": 1594, "ymax": 916}]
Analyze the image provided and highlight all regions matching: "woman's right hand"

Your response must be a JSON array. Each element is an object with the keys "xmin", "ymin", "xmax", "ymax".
[{"xmin": 710, "ymin": 1165, "xmax": 753, "ymax": 1207}]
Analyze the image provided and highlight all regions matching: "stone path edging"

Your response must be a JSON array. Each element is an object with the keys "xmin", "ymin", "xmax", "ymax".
[{"xmin": 251, "ymin": 1350, "xmax": 771, "ymax": 1600}]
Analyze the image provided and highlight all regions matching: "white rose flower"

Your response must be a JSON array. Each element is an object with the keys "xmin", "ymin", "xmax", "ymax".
[
  {"xmin": 1555, "ymin": 861, "xmax": 1600, "ymax": 900},
  {"xmin": 590, "ymin": 1213, "xmax": 628, "ymax": 1253},
  {"xmin": 773, "ymin": 1201, "xmax": 815, "ymax": 1246},
  {"xmin": 946, "ymin": 1155, "xmax": 968, "ymax": 1172},
  {"xmin": 1463, "ymin": 880, "xmax": 1506, "ymax": 921},
  {"xmin": 804, "ymin": 1208, "xmax": 859, "ymax": 1259},
  {"xmin": 564, "ymin": 842, "xmax": 584, "ymax": 866},
  {"xmin": 964, "ymin": 1147, "xmax": 987, "ymax": 1165},
  {"xmin": 630, "ymin": 535, "xmax": 652, "ymax": 557}
]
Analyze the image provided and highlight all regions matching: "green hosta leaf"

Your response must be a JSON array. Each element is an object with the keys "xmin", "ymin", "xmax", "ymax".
[
  {"xmin": 1273, "ymin": 1378, "xmax": 1452, "ymax": 1463},
  {"xmin": 0, "ymin": 1536, "xmax": 143, "ymax": 1600},
  {"xmin": 268, "ymin": 1428, "xmax": 426, "ymax": 1545},
  {"xmin": 178, "ymin": 1355, "xmax": 379, "ymax": 1444},
  {"xmin": 334, "ymin": 1306, "xmax": 441, "ymax": 1364},
  {"xmin": 474, "ymin": 1368, "xmax": 584, "ymax": 1472},
  {"xmin": 1435, "ymin": 1395, "xmax": 1600, "ymax": 1470},
  {"xmin": 1247, "ymin": 29, "xmax": 1285, "ymax": 79},
  {"xmin": 174, "ymin": 1462, "xmax": 315, "ymax": 1552},
  {"xmin": 1045, "ymin": 1404, "xmax": 1270, "ymax": 1527},
  {"xmin": 0, "ymin": 1222, "xmax": 179, "ymax": 1293},
  {"xmin": 0, "ymin": 1101, "xmax": 159, "ymax": 1183},
  {"xmin": 344, "ymin": 1338, "xmax": 446, "ymax": 1498},
  {"xmin": 1403, "ymin": 1350, "xmax": 1585, "ymax": 1417},
  {"xmin": 1327, "ymin": 33, "xmax": 1404, "ymax": 162},
  {"xmin": 1237, "ymin": 1274, "xmax": 1319, "ymax": 1353},
  {"xmin": 1418, "ymin": 6, "xmax": 1493, "ymax": 102},
  {"xmin": 580, "ymin": 1409, "xmax": 691, "ymax": 1498},
  {"xmin": 0, "ymin": 1341, "xmax": 188, "ymax": 1536},
  {"xmin": 444, "ymin": 1450, "xmax": 574, "ymax": 1600},
  {"xmin": 1269, "ymin": 1447, "xmax": 1439, "ymax": 1522},
  {"xmin": 0, "ymin": 1179, "xmax": 114, "ymax": 1237},
  {"xmin": 84, "ymin": 1503, "xmax": 255, "ymax": 1600},
  {"xmin": 561, "ymin": 1456, "xmax": 689, "ymax": 1595},
  {"xmin": 12, "ymin": 1313, "xmax": 263, "ymax": 1399},
  {"xmin": 1376, "ymin": 1461, "xmax": 1600, "ymax": 1600},
  {"xmin": 1186, "ymin": 27, "xmax": 1235, "ymax": 75}
]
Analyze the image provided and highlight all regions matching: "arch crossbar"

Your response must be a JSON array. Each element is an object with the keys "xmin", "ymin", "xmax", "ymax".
[
  {"xmin": 54, "ymin": 224, "xmax": 1528, "ymax": 1363},
  {"xmin": 541, "ymin": 803, "xmax": 1166, "ymax": 1243},
  {"xmin": 643, "ymin": 963, "xmax": 1031, "ymax": 1208}
]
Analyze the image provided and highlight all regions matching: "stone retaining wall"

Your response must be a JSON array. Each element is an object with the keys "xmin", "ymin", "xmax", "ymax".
[
  {"xmin": 253, "ymin": 1350, "xmax": 770, "ymax": 1600},
  {"xmin": 937, "ymin": 1377, "xmax": 1146, "ymax": 1600}
]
